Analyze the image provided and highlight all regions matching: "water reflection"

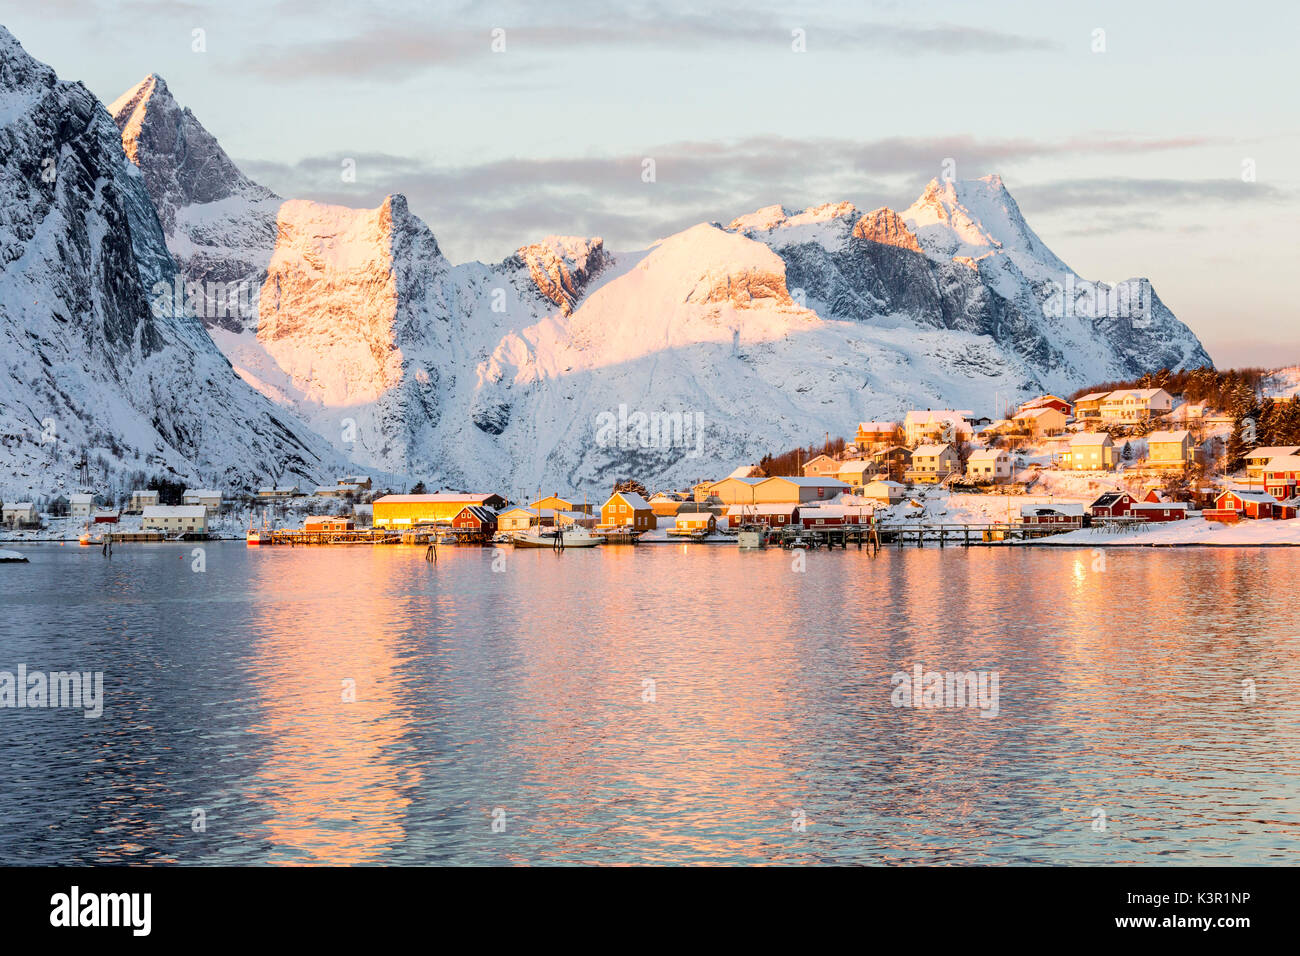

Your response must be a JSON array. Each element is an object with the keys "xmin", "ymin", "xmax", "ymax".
[
  {"xmin": 239, "ymin": 549, "xmax": 421, "ymax": 864},
  {"xmin": 0, "ymin": 542, "xmax": 1297, "ymax": 864}
]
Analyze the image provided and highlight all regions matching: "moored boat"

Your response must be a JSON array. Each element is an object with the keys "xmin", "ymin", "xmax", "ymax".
[{"xmin": 512, "ymin": 528, "xmax": 602, "ymax": 549}]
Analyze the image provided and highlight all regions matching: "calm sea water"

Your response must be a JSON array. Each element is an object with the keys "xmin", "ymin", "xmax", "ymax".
[{"xmin": 0, "ymin": 541, "xmax": 1297, "ymax": 865}]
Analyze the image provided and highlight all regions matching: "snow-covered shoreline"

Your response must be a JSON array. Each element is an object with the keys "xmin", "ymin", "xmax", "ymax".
[{"xmin": 1004, "ymin": 516, "xmax": 1300, "ymax": 547}]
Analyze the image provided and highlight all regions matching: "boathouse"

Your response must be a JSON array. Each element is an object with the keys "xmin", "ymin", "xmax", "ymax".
[{"xmin": 373, "ymin": 493, "xmax": 507, "ymax": 527}]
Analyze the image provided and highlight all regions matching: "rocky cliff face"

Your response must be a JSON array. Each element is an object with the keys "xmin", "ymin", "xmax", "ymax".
[
  {"xmin": 91, "ymin": 65, "xmax": 1214, "ymax": 493},
  {"xmin": 0, "ymin": 27, "xmax": 347, "ymax": 495}
]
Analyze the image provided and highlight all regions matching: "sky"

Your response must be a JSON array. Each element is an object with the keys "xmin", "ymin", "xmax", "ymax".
[{"xmin": 4, "ymin": 0, "xmax": 1298, "ymax": 367}]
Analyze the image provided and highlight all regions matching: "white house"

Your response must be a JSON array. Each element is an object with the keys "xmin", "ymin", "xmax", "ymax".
[
  {"xmin": 128, "ymin": 490, "xmax": 159, "ymax": 512},
  {"xmin": 1, "ymin": 502, "xmax": 38, "ymax": 527},
  {"xmin": 70, "ymin": 493, "xmax": 95, "ymax": 518},
  {"xmin": 1145, "ymin": 430, "xmax": 1194, "ymax": 470},
  {"xmin": 257, "ymin": 486, "xmax": 301, "ymax": 499},
  {"xmin": 1099, "ymin": 388, "xmax": 1173, "ymax": 423},
  {"xmin": 1067, "ymin": 433, "xmax": 1115, "ymax": 471},
  {"xmin": 1245, "ymin": 446, "xmax": 1300, "ymax": 483},
  {"xmin": 905, "ymin": 444, "xmax": 961, "ymax": 483},
  {"xmin": 904, "ymin": 410, "xmax": 973, "ymax": 446},
  {"xmin": 860, "ymin": 479, "xmax": 906, "ymax": 505},
  {"xmin": 141, "ymin": 505, "xmax": 208, "ymax": 535},
  {"xmin": 834, "ymin": 459, "xmax": 876, "ymax": 488},
  {"xmin": 1010, "ymin": 406, "xmax": 1068, "ymax": 437},
  {"xmin": 182, "ymin": 488, "xmax": 223, "ymax": 512},
  {"xmin": 966, "ymin": 447, "xmax": 1012, "ymax": 483}
]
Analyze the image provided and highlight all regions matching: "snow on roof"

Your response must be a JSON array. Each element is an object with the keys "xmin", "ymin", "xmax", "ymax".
[
  {"xmin": 765, "ymin": 476, "xmax": 851, "ymax": 487},
  {"xmin": 183, "ymin": 488, "xmax": 221, "ymax": 496},
  {"xmin": 726, "ymin": 465, "xmax": 763, "ymax": 478},
  {"xmin": 726, "ymin": 503, "xmax": 801, "ymax": 515},
  {"xmin": 142, "ymin": 505, "xmax": 207, "ymax": 518},
  {"xmin": 904, "ymin": 409, "xmax": 971, "ymax": 426},
  {"xmin": 673, "ymin": 512, "xmax": 715, "ymax": 524},
  {"xmin": 1012, "ymin": 407, "xmax": 1058, "ymax": 419},
  {"xmin": 856, "ymin": 421, "xmax": 896, "ymax": 431},
  {"xmin": 800, "ymin": 504, "xmax": 874, "ymax": 517},
  {"xmin": 1070, "ymin": 432, "xmax": 1112, "ymax": 445},
  {"xmin": 1264, "ymin": 455, "xmax": 1300, "ymax": 471},
  {"xmin": 610, "ymin": 491, "xmax": 651, "ymax": 509},
  {"xmin": 1091, "ymin": 491, "xmax": 1132, "ymax": 505},
  {"xmin": 1221, "ymin": 491, "xmax": 1278, "ymax": 504},
  {"xmin": 374, "ymin": 493, "xmax": 496, "ymax": 503},
  {"xmin": 1074, "ymin": 392, "xmax": 1112, "ymax": 402},
  {"xmin": 456, "ymin": 505, "xmax": 499, "ymax": 521},
  {"xmin": 1248, "ymin": 446, "xmax": 1300, "ymax": 459},
  {"xmin": 1105, "ymin": 387, "xmax": 1169, "ymax": 401},
  {"xmin": 1021, "ymin": 503, "xmax": 1086, "ymax": 517},
  {"xmin": 501, "ymin": 507, "xmax": 556, "ymax": 517},
  {"xmin": 3, "ymin": 502, "xmax": 35, "ymax": 509},
  {"xmin": 836, "ymin": 460, "xmax": 875, "ymax": 474},
  {"xmin": 967, "ymin": 448, "xmax": 1007, "ymax": 461},
  {"xmin": 911, "ymin": 444, "xmax": 953, "ymax": 457},
  {"xmin": 1146, "ymin": 430, "xmax": 1190, "ymax": 443},
  {"xmin": 863, "ymin": 479, "xmax": 904, "ymax": 488},
  {"xmin": 70, "ymin": 493, "xmax": 94, "ymax": 503}
]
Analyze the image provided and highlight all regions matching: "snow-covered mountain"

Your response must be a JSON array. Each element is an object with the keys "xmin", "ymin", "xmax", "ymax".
[
  {"xmin": 28, "ymin": 59, "xmax": 1215, "ymax": 496},
  {"xmin": 0, "ymin": 28, "xmax": 350, "ymax": 497}
]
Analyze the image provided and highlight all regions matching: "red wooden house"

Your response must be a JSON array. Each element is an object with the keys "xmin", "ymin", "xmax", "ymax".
[
  {"xmin": 798, "ymin": 505, "xmax": 871, "ymax": 528},
  {"xmin": 452, "ymin": 505, "xmax": 498, "ymax": 538},
  {"xmin": 1020, "ymin": 503, "xmax": 1085, "ymax": 526},
  {"xmin": 1206, "ymin": 490, "xmax": 1279, "ymax": 523},
  {"xmin": 1263, "ymin": 454, "xmax": 1300, "ymax": 501},
  {"xmin": 726, "ymin": 504, "xmax": 800, "ymax": 528},
  {"xmin": 1129, "ymin": 502, "xmax": 1188, "ymax": 522},
  {"xmin": 1089, "ymin": 491, "xmax": 1138, "ymax": 519}
]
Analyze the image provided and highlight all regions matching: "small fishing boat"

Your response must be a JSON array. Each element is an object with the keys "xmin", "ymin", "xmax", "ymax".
[{"xmin": 78, "ymin": 525, "xmax": 97, "ymax": 547}]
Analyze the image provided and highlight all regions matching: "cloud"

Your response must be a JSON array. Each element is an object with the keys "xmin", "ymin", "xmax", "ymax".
[
  {"xmin": 233, "ymin": 3, "xmax": 1060, "ymax": 81},
  {"xmin": 1017, "ymin": 177, "xmax": 1287, "ymax": 213},
  {"xmin": 236, "ymin": 137, "xmax": 1270, "ymax": 263}
]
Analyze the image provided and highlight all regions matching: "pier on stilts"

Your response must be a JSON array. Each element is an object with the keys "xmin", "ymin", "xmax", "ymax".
[{"xmin": 759, "ymin": 520, "xmax": 1083, "ymax": 550}]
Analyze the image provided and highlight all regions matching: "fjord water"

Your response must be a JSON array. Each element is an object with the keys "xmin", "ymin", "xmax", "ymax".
[{"xmin": 1, "ymin": 542, "xmax": 1296, "ymax": 865}]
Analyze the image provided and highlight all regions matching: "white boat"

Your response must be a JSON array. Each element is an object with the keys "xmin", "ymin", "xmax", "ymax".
[{"xmin": 511, "ymin": 527, "xmax": 602, "ymax": 549}]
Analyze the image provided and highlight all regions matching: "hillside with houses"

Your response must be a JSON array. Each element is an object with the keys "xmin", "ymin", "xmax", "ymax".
[{"xmin": 7, "ymin": 365, "xmax": 1300, "ymax": 548}]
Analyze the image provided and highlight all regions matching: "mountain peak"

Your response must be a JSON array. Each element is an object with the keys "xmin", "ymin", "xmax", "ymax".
[
  {"xmin": 108, "ymin": 73, "xmax": 276, "ymax": 229},
  {"xmin": 903, "ymin": 173, "xmax": 1064, "ymax": 270}
]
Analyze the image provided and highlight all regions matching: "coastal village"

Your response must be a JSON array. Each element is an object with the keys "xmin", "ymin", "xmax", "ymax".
[{"xmin": 5, "ymin": 371, "xmax": 1300, "ymax": 549}]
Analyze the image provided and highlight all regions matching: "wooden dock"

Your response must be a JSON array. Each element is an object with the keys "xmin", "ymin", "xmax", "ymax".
[
  {"xmin": 876, "ymin": 521, "xmax": 1083, "ymax": 546},
  {"xmin": 752, "ymin": 521, "xmax": 1084, "ymax": 550},
  {"xmin": 265, "ymin": 528, "xmax": 402, "ymax": 546}
]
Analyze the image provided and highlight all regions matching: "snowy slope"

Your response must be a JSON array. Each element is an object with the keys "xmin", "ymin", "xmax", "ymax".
[
  {"xmin": 0, "ymin": 28, "xmax": 351, "ymax": 497},
  {"xmin": 102, "ymin": 70, "xmax": 1213, "ymax": 495}
]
